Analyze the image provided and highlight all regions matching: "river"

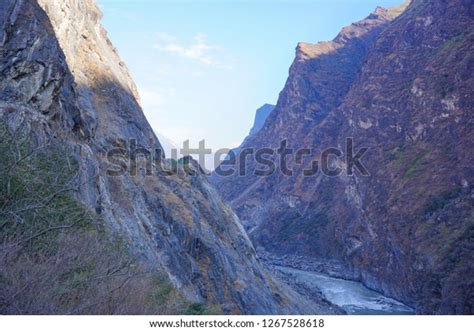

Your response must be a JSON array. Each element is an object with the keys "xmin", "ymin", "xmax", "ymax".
[{"xmin": 276, "ymin": 266, "xmax": 414, "ymax": 314}]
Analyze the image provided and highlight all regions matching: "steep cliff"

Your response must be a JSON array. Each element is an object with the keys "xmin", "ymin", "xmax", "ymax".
[
  {"xmin": 0, "ymin": 0, "xmax": 326, "ymax": 314},
  {"xmin": 212, "ymin": 5, "xmax": 399, "ymax": 233},
  {"xmin": 212, "ymin": 0, "xmax": 473, "ymax": 314}
]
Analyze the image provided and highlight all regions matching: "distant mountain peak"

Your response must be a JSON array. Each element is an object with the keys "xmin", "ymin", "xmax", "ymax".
[{"xmin": 249, "ymin": 103, "xmax": 275, "ymax": 136}]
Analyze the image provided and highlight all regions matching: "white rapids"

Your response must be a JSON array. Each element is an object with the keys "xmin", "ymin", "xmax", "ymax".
[{"xmin": 277, "ymin": 266, "xmax": 414, "ymax": 314}]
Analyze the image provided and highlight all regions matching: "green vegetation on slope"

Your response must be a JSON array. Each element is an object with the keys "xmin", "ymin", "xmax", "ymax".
[{"xmin": 0, "ymin": 121, "xmax": 217, "ymax": 315}]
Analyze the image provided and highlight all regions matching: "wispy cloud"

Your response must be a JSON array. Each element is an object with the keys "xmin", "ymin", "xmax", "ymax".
[
  {"xmin": 154, "ymin": 32, "xmax": 230, "ymax": 68},
  {"xmin": 155, "ymin": 32, "xmax": 177, "ymax": 43}
]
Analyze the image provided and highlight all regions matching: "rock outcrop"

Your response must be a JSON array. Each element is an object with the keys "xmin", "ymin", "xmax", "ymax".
[
  {"xmin": 0, "ymin": 0, "xmax": 328, "ymax": 314},
  {"xmin": 212, "ymin": 0, "xmax": 474, "ymax": 314},
  {"xmin": 212, "ymin": 5, "xmax": 400, "ymax": 233}
]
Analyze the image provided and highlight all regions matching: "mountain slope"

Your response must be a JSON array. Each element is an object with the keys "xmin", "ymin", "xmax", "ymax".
[
  {"xmin": 212, "ymin": 0, "xmax": 474, "ymax": 314},
  {"xmin": 212, "ymin": 6, "xmax": 398, "ymax": 233},
  {"xmin": 0, "ymin": 0, "xmax": 328, "ymax": 314}
]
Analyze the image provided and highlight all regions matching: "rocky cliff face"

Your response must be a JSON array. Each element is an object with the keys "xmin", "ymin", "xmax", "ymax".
[
  {"xmin": 212, "ymin": 0, "xmax": 474, "ymax": 314},
  {"xmin": 0, "ymin": 0, "xmax": 327, "ymax": 314},
  {"xmin": 212, "ymin": 5, "xmax": 399, "ymax": 233}
]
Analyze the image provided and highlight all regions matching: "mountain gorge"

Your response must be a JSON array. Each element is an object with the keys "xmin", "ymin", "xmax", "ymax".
[
  {"xmin": 1, "ymin": 0, "xmax": 472, "ymax": 316},
  {"xmin": 0, "ymin": 0, "xmax": 333, "ymax": 314},
  {"xmin": 212, "ymin": 0, "xmax": 474, "ymax": 314}
]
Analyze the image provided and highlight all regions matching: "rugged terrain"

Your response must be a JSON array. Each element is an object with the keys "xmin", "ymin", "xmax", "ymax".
[
  {"xmin": 212, "ymin": 0, "xmax": 474, "ymax": 314},
  {"xmin": 0, "ymin": 0, "xmax": 332, "ymax": 314}
]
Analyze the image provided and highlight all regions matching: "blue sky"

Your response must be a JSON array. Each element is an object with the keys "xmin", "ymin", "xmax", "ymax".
[{"xmin": 98, "ymin": 0, "xmax": 402, "ymax": 152}]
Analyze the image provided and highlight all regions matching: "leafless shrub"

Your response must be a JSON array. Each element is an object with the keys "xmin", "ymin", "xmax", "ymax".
[{"xmin": 0, "ymin": 120, "xmax": 194, "ymax": 315}]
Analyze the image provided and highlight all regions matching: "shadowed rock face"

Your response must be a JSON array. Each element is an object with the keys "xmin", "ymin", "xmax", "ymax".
[
  {"xmin": 212, "ymin": 0, "xmax": 474, "ymax": 314},
  {"xmin": 212, "ymin": 6, "xmax": 398, "ymax": 234},
  {"xmin": 0, "ymin": 0, "xmax": 333, "ymax": 314}
]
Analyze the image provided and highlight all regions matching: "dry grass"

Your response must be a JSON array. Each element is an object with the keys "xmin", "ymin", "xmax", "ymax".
[{"xmin": 0, "ymin": 120, "xmax": 212, "ymax": 315}]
